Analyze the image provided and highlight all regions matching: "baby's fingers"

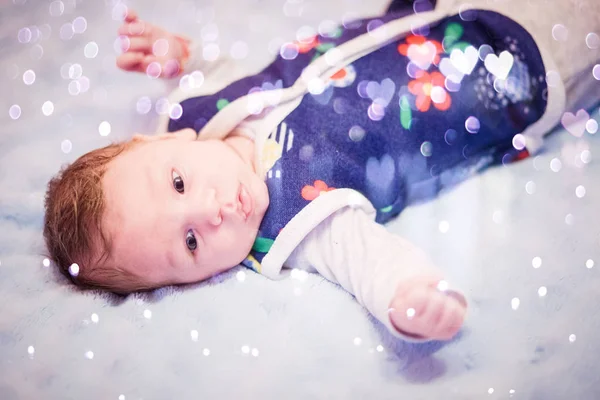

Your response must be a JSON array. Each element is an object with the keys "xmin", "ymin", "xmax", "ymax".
[
  {"xmin": 124, "ymin": 8, "xmax": 139, "ymax": 23},
  {"xmin": 118, "ymin": 21, "xmax": 146, "ymax": 36},
  {"xmin": 116, "ymin": 52, "xmax": 145, "ymax": 71}
]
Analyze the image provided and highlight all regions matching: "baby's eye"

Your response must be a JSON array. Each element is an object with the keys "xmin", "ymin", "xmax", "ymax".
[
  {"xmin": 172, "ymin": 170, "xmax": 184, "ymax": 193},
  {"xmin": 186, "ymin": 230, "xmax": 197, "ymax": 252}
]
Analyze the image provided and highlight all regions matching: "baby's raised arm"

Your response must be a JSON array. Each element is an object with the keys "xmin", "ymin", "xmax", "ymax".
[{"xmin": 285, "ymin": 205, "xmax": 467, "ymax": 342}]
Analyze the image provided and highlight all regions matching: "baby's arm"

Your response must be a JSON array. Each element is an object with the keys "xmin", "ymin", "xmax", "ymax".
[{"xmin": 285, "ymin": 206, "xmax": 467, "ymax": 341}]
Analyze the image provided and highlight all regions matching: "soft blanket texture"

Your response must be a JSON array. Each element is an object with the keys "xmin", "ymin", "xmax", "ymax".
[{"xmin": 1, "ymin": 0, "xmax": 599, "ymax": 399}]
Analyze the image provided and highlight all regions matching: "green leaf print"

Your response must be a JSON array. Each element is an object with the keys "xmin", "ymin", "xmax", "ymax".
[
  {"xmin": 216, "ymin": 98, "xmax": 230, "ymax": 111},
  {"xmin": 380, "ymin": 205, "xmax": 394, "ymax": 213},
  {"xmin": 444, "ymin": 23, "xmax": 464, "ymax": 48},
  {"xmin": 400, "ymin": 96, "xmax": 412, "ymax": 130},
  {"xmin": 252, "ymin": 237, "xmax": 275, "ymax": 253},
  {"xmin": 316, "ymin": 42, "xmax": 335, "ymax": 53}
]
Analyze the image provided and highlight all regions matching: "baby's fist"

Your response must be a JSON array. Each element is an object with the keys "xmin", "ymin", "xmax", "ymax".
[{"xmin": 388, "ymin": 275, "xmax": 467, "ymax": 341}]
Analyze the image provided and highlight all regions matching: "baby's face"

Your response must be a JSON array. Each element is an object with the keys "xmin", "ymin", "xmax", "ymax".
[{"xmin": 101, "ymin": 132, "xmax": 269, "ymax": 287}]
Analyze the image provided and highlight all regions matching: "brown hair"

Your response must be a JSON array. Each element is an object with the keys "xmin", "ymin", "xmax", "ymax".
[{"xmin": 43, "ymin": 139, "xmax": 152, "ymax": 295}]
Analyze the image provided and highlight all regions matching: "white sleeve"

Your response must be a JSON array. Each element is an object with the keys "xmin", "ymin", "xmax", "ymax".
[{"xmin": 285, "ymin": 205, "xmax": 465, "ymax": 342}]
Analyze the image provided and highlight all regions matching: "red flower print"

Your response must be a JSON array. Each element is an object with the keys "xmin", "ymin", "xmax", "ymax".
[
  {"xmin": 408, "ymin": 71, "xmax": 452, "ymax": 112},
  {"xmin": 301, "ymin": 180, "xmax": 336, "ymax": 201},
  {"xmin": 398, "ymin": 35, "xmax": 443, "ymax": 68},
  {"xmin": 295, "ymin": 35, "xmax": 321, "ymax": 54}
]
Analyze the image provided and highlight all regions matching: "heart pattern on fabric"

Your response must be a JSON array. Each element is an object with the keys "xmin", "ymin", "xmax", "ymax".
[
  {"xmin": 484, "ymin": 51, "xmax": 514, "ymax": 80},
  {"xmin": 561, "ymin": 109, "xmax": 590, "ymax": 137},
  {"xmin": 366, "ymin": 154, "xmax": 396, "ymax": 189},
  {"xmin": 439, "ymin": 57, "xmax": 464, "ymax": 84},
  {"xmin": 366, "ymin": 78, "xmax": 396, "ymax": 107},
  {"xmin": 407, "ymin": 41, "xmax": 437, "ymax": 70},
  {"xmin": 450, "ymin": 45, "xmax": 479, "ymax": 75}
]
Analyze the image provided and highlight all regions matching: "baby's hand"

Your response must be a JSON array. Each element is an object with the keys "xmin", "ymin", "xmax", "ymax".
[
  {"xmin": 116, "ymin": 9, "xmax": 189, "ymax": 78},
  {"xmin": 388, "ymin": 275, "xmax": 467, "ymax": 341}
]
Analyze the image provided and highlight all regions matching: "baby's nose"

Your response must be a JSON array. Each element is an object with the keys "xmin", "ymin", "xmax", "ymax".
[{"xmin": 198, "ymin": 188, "xmax": 223, "ymax": 226}]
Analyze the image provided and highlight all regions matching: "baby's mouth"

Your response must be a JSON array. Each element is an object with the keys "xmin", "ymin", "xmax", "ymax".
[{"xmin": 238, "ymin": 184, "xmax": 253, "ymax": 221}]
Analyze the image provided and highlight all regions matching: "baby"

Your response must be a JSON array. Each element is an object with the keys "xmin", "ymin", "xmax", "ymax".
[{"xmin": 43, "ymin": 0, "xmax": 599, "ymax": 343}]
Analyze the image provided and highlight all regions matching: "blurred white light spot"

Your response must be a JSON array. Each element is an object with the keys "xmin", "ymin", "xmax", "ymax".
[
  {"xmin": 84, "ymin": 41, "xmax": 99, "ymax": 58},
  {"xmin": 69, "ymin": 262, "xmax": 79, "ymax": 276},
  {"xmin": 532, "ymin": 256, "xmax": 542, "ymax": 269},
  {"xmin": 49, "ymin": 1, "xmax": 64, "ymax": 16},
  {"xmin": 353, "ymin": 337, "xmax": 362, "ymax": 346},
  {"xmin": 308, "ymin": 78, "xmax": 325, "ymax": 95},
  {"xmin": 200, "ymin": 23, "xmax": 218, "ymax": 42},
  {"xmin": 72, "ymin": 16, "xmax": 87, "ymax": 34},
  {"xmin": 291, "ymin": 268, "xmax": 308, "ymax": 281},
  {"xmin": 376, "ymin": 345, "xmax": 384, "ymax": 352},
  {"xmin": 230, "ymin": 41, "xmax": 249, "ymax": 60},
  {"xmin": 511, "ymin": 297, "xmax": 520, "ymax": 310},
  {"xmin": 42, "ymin": 101, "xmax": 54, "ymax": 117},
  {"xmin": 78, "ymin": 76, "xmax": 90, "ymax": 93},
  {"xmin": 280, "ymin": 43, "xmax": 299, "ymax": 60},
  {"xmin": 236, "ymin": 271, "xmax": 246, "ymax": 282},
  {"xmin": 550, "ymin": 158, "xmax": 562, "ymax": 172},
  {"xmin": 203, "ymin": 348, "xmax": 210, "ymax": 356},
  {"xmin": 525, "ymin": 181, "xmax": 536, "ymax": 194},
  {"xmin": 488, "ymin": 388, "xmax": 495, "ymax": 394},
  {"xmin": 119, "ymin": 395, "xmax": 125, "ymax": 400},
  {"xmin": 202, "ymin": 43, "xmax": 220, "ymax": 61},
  {"xmin": 586, "ymin": 33, "xmax": 600, "ymax": 49},
  {"xmin": 492, "ymin": 210, "xmax": 503, "ymax": 224},
  {"xmin": 152, "ymin": 38, "xmax": 169, "ymax": 57},
  {"xmin": 580, "ymin": 150, "xmax": 592, "ymax": 164},
  {"xmin": 61, "ymin": 139, "xmax": 73, "ymax": 154},
  {"xmin": 586, "ymin": 119, "xmax": 598, "ymax": 134},
  {"xmin": 437, "ymin": 280, "xmax": 449, "ymax": 292},
  {"xmin": 23, "ymin": 69, "xmax": 35, "ymax": 85},
  {"xmin": 430, "ymin": 86, "xmax": 447, "ymax": 104},
  {"xmin": 18, "ymin": 27, "xmax": 32, "ymax": 43},
  {"xmin": 169, "ymin": 103, "xmax": 183, "ymax": 120},
  {"xmin": 155, "ymin": 97, "xmax": 170, "ymax": 115},
  {"xmin": 27, "ymin": 345, "xmax": 35, "ymax": 355},
  {"xmin": 84, "ymin": 350, "xmax": 94, "ymax": 360},
  {"xmin": 68, "ymin": 63, "xmax": 82, "ymax": 79},
  {"xmin": 136, "ymin": 96, "xmax": 152, "ymax": 114},
  {"xmin": 68, "ymin": 80, "xmax": 81, "ymax": 96},
  {"xmin": 9, "ymin": 104, "xmax": 22, "ymax": 120},
  {"xmin": 406, "ymin": 308, "xmax": 416, "ymax": 319},
  {"xmin": 465, "ymin": 116, "xmax": 480, "ymax": 133},
  {"xmin": 190, "ymin": 330, "xmax": 199, "ymax": 341},
  {"xmin": 112, "ymin": 3, "xmax": 128, "ymax": 21},
  {"xmin": 510, "ymin": 389, "xmax": 516, "ymax": 395},
  {"xmin": 348, "ymin": 125, "xmax": 366, "ymax": 142},
  {"xmin": 146, "ymin": 62, "xmax": 162, "ymax": 79},
  {"xmin": 586, "ymin": 259, "xmax": 594, "ymax": 269},
  {"xmin": 512, "ymin": 134, "xmax": 526, "ymax": 150},
  {"xmin": 91, "ymin": 313, "xmax": 99, "ymax": 323},
  {"xmin": 565, "ymin": 213, "xmax": 574, "ymax": 225},
  {"xmin": 59, "ymin": 23, "xmax": 74, "ymax": 40},
  {"xmin": 538, "ymin": 286, "xmax": 547, "ymax": 297},
  {"xmin": 552, "ymin": 24, "xmax": 568, "ymax": 42},
  {"xmin": 98, "ymin": 121, "xmax": 111, "ymax": 136},
  {"xmin": 42, "ymin": 258, "xmax": 50, "ymax": 267},
  {"xmin": 439, "ymin": 220, "xmax": 450, "ymax": 233},
  {"xmin": 420, "ymin": 141, "xmax": 432, "ymax": 157},
  {"xmin": 251, "ymin": 348, "xmax": 259, "ymax": 357},
  {"xmin": 143, "ymin": 309, "xmax": 152, "ymax": 319},
  {"xmin": 241, "ymin": 345, "xmax": 250, "ymax": 354},
  {"xmin": 593, "ymin": 65, "xmax": 600, "ymax": 80},
  {"xmin": 575, "ymin": 185, "xmax": 586, "ymax": 198},
  {"xmin": 30, "ymin": 44, "xmax": 44, "ymax": 60}
]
